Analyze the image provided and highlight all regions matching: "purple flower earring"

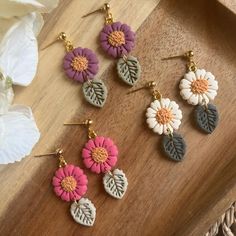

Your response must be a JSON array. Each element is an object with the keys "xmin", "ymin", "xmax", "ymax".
[
  {"xmin": 42, "ymin": 32, "xmax": 108, "ymax": 108},
  {"xmin": 83, "ymin": 3, "xmax": 141, "ymax": 86}
]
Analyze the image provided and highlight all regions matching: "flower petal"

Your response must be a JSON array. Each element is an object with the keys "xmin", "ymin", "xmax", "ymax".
[
  {"xmin": 75, "ymin": 185, "xmax": 87, "ymax": 196},
  {"xmin": 146, "ymin": 107, "xmax": 157, "ymax": 118},
  {"xmin": 180, "ymin": 88, "xmax": 192, "ymax": 100},
  {"xmin": 90, "ymin": 163, "xmax": 101, "ymax": 174},
  {"xmin": 85, "ymin": 139, "xmax": 96, "ymax": 150},
  {"xmin": 161, "ymin": 98, "xmax": 170, "ymax": 108},
  {"xmin": 153, "ymin": 124, "xmax": 163, "ymax": 135},
  {"xmin": 179, "ymin": 79, "xmax": 191, "ymax": 89},
  {"xmin": 83, "ymin": 157, "xmax": 94, "ymax": 169},
  {"xmin": 61, "ymin": 191, "xmax": 70, "ymax": 202},
  {"xmin": 106, "ymin": 155, "xmax": 117, "ymax": 168},
  {"xmin": 184, "ymin": 71, "xmax": 196, "ymax": 82},
  {"xmin": 195, "ymin": 69, "xmax": 206, "ymax": 79},
  {"xmin": 63, "ymin": 164, "xmax": 74, "ymax": 176},
  {"xmin": 205, "ymin": 90, "xmax": 217, "ymax": 100},
  {"xmin": 170, "ymin": 119, "xmax": 181, "ymax": 130},
  {"xmin": 147, "ymin": 117, "xmax": 157, "ymax": 129},
  {"xmin": 150, "ymin": 100, "xmax": 161, "ymax": 111},
  {"xmin": 188, "ymin": 94, "xmax": 199, "ymax": 105},
  {"xmin": 55, "ymin": 167, "xmax": 65, "ymax": 179},
  {"xmin": 52, "ymin": 176, "xmax": 61, "ymax": 187},
  {"xmin": 100, "ymin": 162, "xmax": 112, "ymax": 173},
  {"xmin": 54, "ymin": 186, "xmax": 63, "ymax": 197}
]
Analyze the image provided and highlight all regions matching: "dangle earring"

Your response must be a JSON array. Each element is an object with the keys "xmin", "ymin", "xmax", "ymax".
[
  {"xmin": 82, "ymin": 3, "xmax": 141, "ymax": 86},
  {"xmin": 163, "ymin": 50, "xmax": 219, "ymax": 134},
  {"xmin": 64, "ymin": 119, "xmax": 128, "ymax": 199},
  {"xmin": 42, "ymin": 32, "xmax": 107, "ymax": 108},
  {"xmin": 35, "ymin": 148, "xmax": 96, "ymax": 226},
  {"xmin": 129, "ymin": 81, "xmax": 186, "ymax": 161}
]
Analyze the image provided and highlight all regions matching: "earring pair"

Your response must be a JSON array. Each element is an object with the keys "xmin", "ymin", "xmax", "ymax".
[
  {"xmin": 35, "ymin": 119, "xmax": 128, "ymax": 227},
  {"xmin": 130, "ymin": 50, "xmax": 219, "ymax": 161},
  {"xmin": 43, "ymin": 3, "xmax": 141, "ymax": 108}
]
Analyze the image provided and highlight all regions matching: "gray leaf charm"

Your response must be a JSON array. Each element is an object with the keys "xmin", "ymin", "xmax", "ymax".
[
  {"xmin": 82, "ymin": 79, "xmax": 107, "ymax": 108},
  {"xmin": 117, "ymin": 56, "xmax": 141, "ymax": 86},
  {"xmin": 103, "ymin": 169, "xmax": 128, "ymax": 199},
  {"xmin": 194, "ymin": 104, "xmax": 219, "ymax": 134},
  {"xmin": 70, "ymin": 198, "xmax": 96, "ymax": 227},
  {"xmin": 162, "ymin": 133, "xmax": 186, "ymax": 161}
]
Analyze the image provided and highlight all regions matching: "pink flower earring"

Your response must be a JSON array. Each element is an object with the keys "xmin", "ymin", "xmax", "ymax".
[
  {"xmin": 35, "ymin": 148, "xmax": 96, "ymax": 226},
  {"xmin": 64, "ymin": 119, "xmax": 128, "ymax": 199},
  {"xmin": 83, "ymin": 3, "xmax": 141, "ymax": 86},
  {"xmin": 42, "ymin": 32, "xmax": 107, "ymax": 108}
]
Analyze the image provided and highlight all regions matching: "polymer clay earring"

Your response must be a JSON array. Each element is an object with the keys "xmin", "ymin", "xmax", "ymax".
[
  {"xmin": 129, "ymin": 81, "xmax": 186, "ymax": 161},
  {"xmin": 83, "ymin": 3, "xmax": 141, "ymax": 86},
  {"xmin": 163, "ymin": 51, "xmax": 219, "ymax": 134},
  {"xmin": 64, "ymin": 119, "xmax": 128, "ymax": 199},
  {"xmin": 35, "ymin": 148, "xmax": 96, "ymax": 226},
  {"xmin": 43, "ymin": 32, "xmax": 107, "ymax": 108}
]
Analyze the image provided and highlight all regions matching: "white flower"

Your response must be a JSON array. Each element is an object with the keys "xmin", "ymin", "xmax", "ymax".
[
  {"xmin": 0, "ymin": 69, "xmax": 14, "ymax": 115},
  {"xmin": 179, "ymin": 69, "xmax": 218, "ymax": 106},
  {"xmin": 0, "ymin": 105, "xmax": 40, "ymax": 164},
  {"xmin": 146, "ymin": 98, "xmax": 183, "ymax": 135},
  {"xmin": 0, "ymin": 0, "xmax": 59, "ymax": 19}
]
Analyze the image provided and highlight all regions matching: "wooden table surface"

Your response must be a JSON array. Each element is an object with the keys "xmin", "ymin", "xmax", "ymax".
[{"xmin": 0, "ymin": 0, "xmax": 236, "ymax": 235}]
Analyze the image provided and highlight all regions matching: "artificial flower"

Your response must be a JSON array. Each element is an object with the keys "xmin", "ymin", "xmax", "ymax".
[
  {"xmin": 0, "ymin": 105, "xmax": 40, "ymax": 164},
  {"xmin": 52, "ymin": 164, "xmax": 88, "ymax": 202},
  {"xmin": 179, "ymin": 69, "xmax": 218, "ymax": 105},
  {"xmin": 63, "ymin": 47, "xmax": 99, "ymax": 82},
  {"xmin": 146, "ymin": 98, "xmax": 183, "ymax": 135},
  {"xmin": 0, "ymin": 0, "xmax": 59, "ymax": 19},
  {"xmin": 0, "ymin": 69, "xmax": 14, "ymax": 115},
  {"xmin": 100, "ymin": 21, "xmax": 135, "ymax": 58},
  {"xmin": 82, "ymin": 136, "xmax": 118, "ymax": 174}
]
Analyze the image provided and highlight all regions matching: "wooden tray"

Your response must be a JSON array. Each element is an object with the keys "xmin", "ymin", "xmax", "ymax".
[{"xmin": 0, "ymin": 0, "xmax": 236, "ymax": 235}]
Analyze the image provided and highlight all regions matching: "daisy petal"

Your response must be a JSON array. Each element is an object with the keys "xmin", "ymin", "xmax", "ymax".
[
  {"xmin": 147, "ymin": 117, "xmax": 157, "ymax": 129},
  {"xmin": 205, "ymin": 90, "xmax": 217, "ymax": 100},
  {"xmin": 179, "ymin": 79, "xmax": 191, "ymax": 89},
  {"xmin": 55, "ymin": 167, "xmax": 65, "ymax": 179},
  {"xmin": 188, "ymin": 94, "xmax": 199, "ymax": 105},
  {"xmin": 150, "ymin": 100, "xmax": 161, "ymax": 110},
  {"xmin": 184, "ymin": 71, "xmax": 196, "ymax": 82},
  {"xmin": 101, "ymin": 162, "xmax": 112, "ymax": 173},
  {"xmin": 195, "ymin": 69, "xmax": 206, "ymax": 79},
  {"xmin": 82, "ymin": 148, "xmax": 91, "ymax": 159},
  {"xmin": 61, "ymin": 191, "xmax": 70, "ymax": 202},
  {"xmin": 54, "ymin": 186, "xmax": 63, "ymax": 196},
  {"xmin": 94, "ymin": 136, "xmax": 105, "ymax": 147},
  {"xmin": 63, "ymin": 164, "xmax": 74, "ymax": 176},
  {"xmin": 83, "ymin": 157, "xmax": 94, "ymax": 168},
  {"xmin": 52, "ymin": 176, "xmax": 61, "ymax": 187},
  {"xmin": 146, "ymin": 107, "xmax": 156, "ymax": 118},
  {"xmin": 153, "ymin": 124, "xmax": 163, "ymax": 135},
  {"xmin": 85, "ymin": 139, "xmax": 96, "ymax": 150},
  {"xmin": 172, "ymin": 109, "xmax": 183, "ymax": 120},
  {"xmin": 170, "ymin": 119, "xmax": 181, "ymax": 130},
  {"xmin": 90, "ymin": 163, "xmax": 101, "ymax": 174},
  {"xmin": 106, "ymin": 155, "xmax": 117, "ymax": 168},
  {"xmin": 161, "ymin": 98, "xmax": 170, "ymax": 108},
  {"xmin": 180, "ymin": 88, "xmax": 192, "ymax": 100}
]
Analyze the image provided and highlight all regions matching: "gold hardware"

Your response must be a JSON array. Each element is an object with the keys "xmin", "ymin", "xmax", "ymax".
[
  {"xmin": 41, "ymin": 32, "xmax": 74, "ymax": 52},
  {"xmin": 127, "ymin": 81, "xmax": 162, "ymax": 100},
  {"xmin": 64, "ymin": 119, "xmax": 97, "ymax": 139},
  {"xmin": 162, "ymin": 50, "xmax": 197, "ymax": 72},
  {"xmin": 35, "ymin": 148, "xmax": 67, "ymax": 168},
  {"xmin": 82, "ymin": 3, "xmax": 114, "ymax": 24}
]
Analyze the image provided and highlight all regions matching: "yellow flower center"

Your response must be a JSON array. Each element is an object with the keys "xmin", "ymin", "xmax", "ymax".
[
  {"xmin": 108, "ymin": 31, "xmax": 125, "ymax": 47},
  {"xmin": 71, "ymin": 56, "xmax": 88, "ymax": 72},
  {"xmin": 61, "ymin": 176, "xmax": 77, "ymax": 192},
  {"xmin": 191, "ymin": 78, "xmax": 208, "ymax": 94},
  {"xmin": 156, "ymin": 108, "xmax": 173, "ymax": 125},
  {"xmin": 91, "ymin": 147, "xmax": 108, "ymax": 163}
]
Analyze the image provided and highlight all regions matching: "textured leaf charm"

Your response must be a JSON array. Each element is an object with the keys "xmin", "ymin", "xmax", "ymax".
[
  {"xmin": 194, "ymin": 104, "xmax": 219, "ymax": 134},
  {"xmin": 70, "ymin": 198, "xmax": 96, "ymax": 227},
  {"xmin": 117, "ymin": 56, "xmax": 141, "ymax": 86},
  {"xmin": 82, "ymin": 79, "xmax": 107, "ymax": 108},
  {"xmin": 162, "ymin": 133, "xmax": 186, "ymax": 161},
  {"xmin": 103, "ymin": 169, "xmax": 128, "ymax": 199}
]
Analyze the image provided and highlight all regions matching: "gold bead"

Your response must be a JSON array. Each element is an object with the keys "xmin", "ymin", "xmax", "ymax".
[
  {"xmin": 86, "ymin": 119, "xmax": 93, "ymax": 125},
  {"xmin": 59, "ymin": 32, "xmax": 67, "ymax": 41}
]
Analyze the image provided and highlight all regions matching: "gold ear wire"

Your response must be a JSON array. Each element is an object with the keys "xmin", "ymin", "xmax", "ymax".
[
  {"xmin": 127, "ymin": 81, "xmax": 162, "ymax": 100},
  {"xmin": 35, "ymin": 148, "xmax": 67, "ymax": 167},
  {"xmin": 64, "ymin": 119, "xmax": 97, "ymax": 139},
  {"xmin": 82, "ymin": 3, "xmax": 113, "ymax": 24},
  {"xmin": 162, "ymin": 50, "xmax": 197, "ymax": 72},
  {"xmin": 41, "ymin": 32, "xmax": 74, "ymax": 52}
]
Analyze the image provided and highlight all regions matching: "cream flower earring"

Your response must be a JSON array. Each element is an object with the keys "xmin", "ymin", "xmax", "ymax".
[
  {"xmin": 129, "ymin": 81, "xmax": 186, "ymax": 162},
  {"xmin": 163, "ymin": 51, "xmax": 219, "ymax": 134}
]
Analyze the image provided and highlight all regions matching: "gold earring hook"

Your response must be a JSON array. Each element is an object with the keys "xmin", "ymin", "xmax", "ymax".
[
  {"xmin": 64, "ymin": 119, "xmax": 97, "ymax": 139},
  {"xmin": 127, "ymin": 81, "xmax": 162, "ymax": 100},
  {"xmin": 82, "ymin": 3, "xmax": 113, "ymax": 24},
  {"xmin": 40, "ymin": 32, "xmax": 74, "ymax": 52},
  {"xmin": 35, "ymin": 148, "xmax": 67, "ymax": 168},
  {"xmin": 162, "ymin": 50, "xmax": 197, "ymax": 72}
]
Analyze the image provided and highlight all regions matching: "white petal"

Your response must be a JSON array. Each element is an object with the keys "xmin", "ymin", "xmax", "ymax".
[
  {"xmin": 0, "ymin": 14, "xmax": 38, "ymax": 86},
  {"xmin": 0, "ymin": 105, "xmax": 40, "ymax": 164},
  {"xmin": 204, "ymin": 71, "xmax": 215, "ymax": 83},
  {"xmin": 163, "ymin": 124, "xmax": 169, "ymax": 135},
  {"xmin": 188, "ymin": 94, "xmax": 199, "ymax": 105},
  {"xmin": 170, "ymin": 119, "xmax": 181, "ymax": 130},
  {"xmin": 160, "ymin": 98, "xmax": 170, "ymax": 108},
  {"xmin": 202, "ymin": 94, "xmax": 210, "ymax": 104},
  {"xmin": 180, "ymin": 88, "xmax": 192, "ymax": 100},
  {"xmin": 172, "ymin": 109, "xmax": 182, "ymax": 120},
  {"xmin": 205, "ymin": 90, "xmax": 217, "ymax": 100},
  {"xmin": 198, "ymin": 94, "xmax": 204, "ymax": 105},
  {"xmin": 184, "ymin": 71, "xmax": 196, "ymax": 82},
  {"xmin": 0, "ymin": 0, "xmax": 59, "ymax": 19},
  {"xmin": 153, "ymin": 124, "xmax": 163, "ymax": 135},
  {"xmin": 146, "ymin": 107, "xmax": 157, "ymax": 118},
  {"xmin": 195, "ymin": 69, "xmax": 206, "ymax": 79},
  {"xmin": 150, "ymin": 100, "xmax": 161, "ymax": 111},
  {"xmin": 146, "ymin": 118, "xmax": 157, "ymax": 129},
  {"xmin": 168, "ymin": 100, "xmax": 179, "ymax": 110},
  {"xmin": 208, "ymin": 80, "xmax": 218, "ymax": 91},
  {"xmin": 179, "ymin": 79, "xmax": 191, "ymax": 89}
]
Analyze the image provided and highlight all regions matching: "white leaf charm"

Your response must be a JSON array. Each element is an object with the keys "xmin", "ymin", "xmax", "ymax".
[
  {"xmin": 0, "ymin": 105, "xmax": 40, "ymax": 164},
  {"xmin": 103, "ymin": 169, "xmax": 128, "ymax": 199},
  {"xmin": 70, "ymin": 198, "xmax": 96, "ymax": 227}
]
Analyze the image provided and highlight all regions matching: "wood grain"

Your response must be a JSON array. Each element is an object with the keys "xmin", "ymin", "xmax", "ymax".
[{"xmin": 0, "ymin": 0, "xmax": 236, "ymax": 235}]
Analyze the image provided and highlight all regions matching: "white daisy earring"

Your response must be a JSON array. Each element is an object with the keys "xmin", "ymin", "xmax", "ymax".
[
  {"xmin": 163, "ymin": 50, "xmax": 219, "ymax": 134},
  {"xmin": 129, "ymin": 81, "xmax": 186, "ymax": 162}
]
